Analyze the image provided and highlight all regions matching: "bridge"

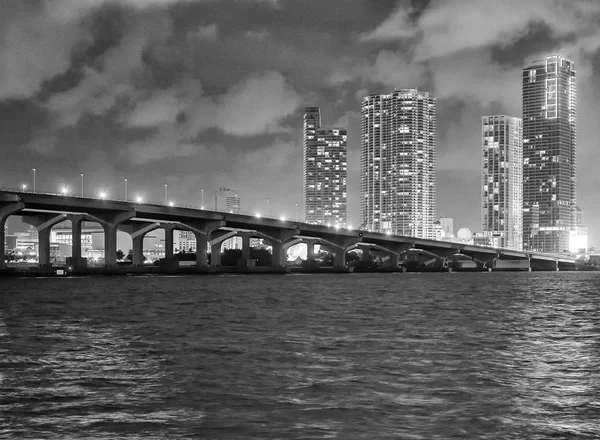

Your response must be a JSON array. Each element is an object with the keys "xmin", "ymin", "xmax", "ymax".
[{"xmin": 0, "ymin": 190, "xmax": 577, "ymax": 273}]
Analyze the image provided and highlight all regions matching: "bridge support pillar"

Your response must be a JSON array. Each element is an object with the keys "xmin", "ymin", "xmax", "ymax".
[
  {"xmin": 120, "ymin": 221, "xmax": 163, "ymax": 267},
  {"xmin": 132, "ymin": 235, "xmax": 144, "ymax": 266},
  {"xmin": 66, "ymin": 214, "xmax": 87, "ymax": 268},
  {"xmin": 0, "ymin": 201, "xmax": 25, "ymax": 269},
  {"xmin": 171, "ymin": 220, "xmax": 224, "ymax": 268},
  {"xmin": 164, "ymin": 225, "xmax": 174, "ymax": 259},
  {"xmin": 102, "ymin": 225, "xmax": 118, "ymax": 267},
  {"xmin": 361, "ymin": 248, "xmax": 371, "ymax": 262},
  {"xmin": 80, "ymin": 211, "xmax": 135, "ymax": 268},
  {"xmin": 22, "ymin": 213, "xmax": 68, "ymax": 267},
  {"xmin": 208, "ymin": 230, "xmax": 237, "ymax": 266},
  {"xmin": 322, "ymin": 237, "xmax": 360, "ymax": 268}
]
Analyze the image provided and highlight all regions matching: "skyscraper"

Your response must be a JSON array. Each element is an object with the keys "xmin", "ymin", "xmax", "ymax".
[
  {"xmin": 360, "ymin": 89, "xmax": 436, "ymax": 238},
  {"xmin": 481, "ymin": 115, "xmax": 523, "ymax": 250},
  {"xmin": 522, "ymin": 55, "xmax": 576, "ymax": 253},
  {"xmin": 303, "ymin": 107, "xmax": 347, "ymax": 226}
]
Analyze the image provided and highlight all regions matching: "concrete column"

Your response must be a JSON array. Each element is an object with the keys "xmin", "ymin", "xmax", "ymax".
[
  {"xmin": 194, "ymin": 233, "xmax": 208, "ymax": 267},
  {"xmin": 164, "ymin": 227, "xmax": 174, "ymax": 259},
  {"xmin": 306, "ymin": 240, "xmax": 315, "ymax": 260},
  {"xmin": 103, "ymin": 225, "xmax": 118, "ymax": 267},
  {"xmin": 21, "ymin": 213, "xmax": 67, "ymax": 268},
  {"xmin": 0, "ymin": 200, "xmax": 24, "ymax": 269},
  {"xmin": 208, "ymin": 230, "xmax": 236, "ymax": 267},
  {"xmin": 361, "ymin": 248, "xmax": 371, "ymax": 262},
  {"xmin": 210, "ymin": 242, "xmax": 221, "ymax": 266},
  {"xmin": 241, "ymin": 233, "xmax": 251, "ymax": 262},
  {"xmin": 334, "ymin": 248, "xmax": 346, "ymax": 268},
  {"xmin": 272, "ymin": 243, "xmax": 284, "ymax": 267},
  {"xmin": 132, "ymin": 235, "xmax": 144, "ymax": 266},
  {"xmin": 0, "ymin": 219, "xmax": 5, "ymax": 269},
  {"xmin": 72, "ymin": 219, "xmax": 82, "ymax": 259},
  {"xmin": 38, "ymin": 228, "xmax": 52, "ymax": 267},
  {"xmin": 387, "ymin": 253, "xmax": 400, "ymax": 268}
]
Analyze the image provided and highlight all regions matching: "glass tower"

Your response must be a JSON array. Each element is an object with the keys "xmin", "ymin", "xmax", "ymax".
[
  {"xmin": 360, "ymin": 89, "xmax": 436, "ymax": 238},
  {"xmin": 522, "ymin": 55, "xmax": 576, "ymax": 253},
  {"xmin": 302, "ymin": 107, "xmax": 347, "ymax": 226},
  {"xmin": 482, "ymin": 115, "xmax": 523, "ymax": 250}
]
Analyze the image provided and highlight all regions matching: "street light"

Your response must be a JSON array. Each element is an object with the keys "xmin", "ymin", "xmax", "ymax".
[
  {"xmin": 280, "ymin": 216, "xmax": 286, "ymax": 222},
  {"xmin": 99, "ymin": 191, "xmax": 106, "ymax": 200},
  {"xmin": 266, "ymin": 197, "xmax": 269, "ymax": 217},
  {"xmin": 124, "ymin": 178, "xmax": 128, "ymax": 201},
  {"xmin": 61, "ymin": 186, "xmax": 68, "ymax": 195},
  {"xmin": 136, "ymin": 196, "xmax": 143, "ymax": 203},
  {"xmin": 164, "ymin": 183, "xmax": 168, "ymax": 205},
  {"xmin": 32, "ymin": 168, "xmax": 36, "ymax": 192},
  {"xmin": 201, "ymin": 188, "xmax": 204, "ymax": 209},
  {"xmin": 295, "ymin": 203, "xmax": 298, "ymax": 222},
  {"xmin": 22, "ymin": 184, "xmax": 27, "ymax": 192},
  {"xmin": 80, "ymin": 173, "xmax": 84, "ymax": 197}
]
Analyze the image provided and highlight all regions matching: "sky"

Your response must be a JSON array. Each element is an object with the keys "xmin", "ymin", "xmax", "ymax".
[{"xmin": 2, "ymin": 0, "xmax": 600, "ymax": 244}]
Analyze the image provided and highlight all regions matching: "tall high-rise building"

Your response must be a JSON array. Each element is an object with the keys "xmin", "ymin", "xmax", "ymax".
[
  {"xmin": 214, "ymin": 188, "xmax": 240, "ymax": 214},
  {"xmin": 360, "ymin": 89, "xmax": 436, "ymax": 238},
  {"xmin": 481, "ymin": 115, "xmax": 523, "ymax": 250},
  {"xmin": 522, "ymin": 55, "xmax": 576, "ymax": 253},
  {"xmin": 303, "ymin": 107, "xmax": 347, "ymax": 226}
]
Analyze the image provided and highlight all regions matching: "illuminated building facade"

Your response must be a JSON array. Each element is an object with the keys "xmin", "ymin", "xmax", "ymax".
[
  {"xmin": 214, "ymin": 188, "xmax": 240, "ymax": 214},
  {"xmin": 360, "ymin": 89, "xmax": 436, "ymax": 238},
  {"xmin": 303, "ymin": 107, "xmax": 347, "ymax": 226},
  {"xmin": 522, "ymin": 55, "xmax": 576, "ymax": 253},
  {"xmin": 482, "ymin": 115, "xmax": 523, "ymax": 250}
]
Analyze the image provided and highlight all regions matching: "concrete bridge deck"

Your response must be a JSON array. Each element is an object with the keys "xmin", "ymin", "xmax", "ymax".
[{"xmin": 1, "ymin": 190, "xmax": 578, "ymax": 274}]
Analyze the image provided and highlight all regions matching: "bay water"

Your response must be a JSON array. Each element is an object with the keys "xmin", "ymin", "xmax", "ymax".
[{"xmin": 1, "ymin": 272, "xmax": 599, "ymax": 439}]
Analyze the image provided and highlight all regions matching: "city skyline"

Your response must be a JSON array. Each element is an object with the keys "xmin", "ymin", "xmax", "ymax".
[{"xmin": 1, "ymin": 1, "xmax": 600, "ymax": 245}]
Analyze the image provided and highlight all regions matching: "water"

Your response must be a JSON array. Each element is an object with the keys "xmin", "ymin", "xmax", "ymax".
[{"xmin": 1, "ymin": 272, "xmax": 600, "ymax": 439}]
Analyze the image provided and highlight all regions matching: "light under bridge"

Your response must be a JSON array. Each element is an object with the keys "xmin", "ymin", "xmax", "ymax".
[{"xmin": 0, "ymin": 190, "xmax": 577, "ymax": 273}]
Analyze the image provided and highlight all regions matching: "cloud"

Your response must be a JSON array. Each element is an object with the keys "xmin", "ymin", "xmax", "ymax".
[
  {"xmin": 359, "ymin": 2, "xmax": 414, "ymax": 42},
  {"xmin": 0, "ymin": 2, "xmax": 90, "ymax": 100},
  {"xmin": 189, "ymin": 23, "xmax": 218, "ymax": 40},
  {"xmin": 413, "ymin": 0, "xmax": 600, "ymax": 61},
  {"xmin": 245, "ymin": 29, "xmax": 269, "ymax": 40},
  {"xmin": 122, "ymin": 126, "xmax": 208, "ymax": 164},
  {"xmin": 214, "ymin": 70, "xmax": 300, "ymax": 136},
  {"xmin": 43, "ymin": 10, "xmax": 173, "ymax": 128},
  {"xmin": 124, "ymin": 70, "xmax": 299, "ymax": 137}
]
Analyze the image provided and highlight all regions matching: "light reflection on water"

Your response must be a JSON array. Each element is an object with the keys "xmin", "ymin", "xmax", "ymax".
[{"xmin": 1, "ymin": 272, "xmax": 599, "ymax": 439}]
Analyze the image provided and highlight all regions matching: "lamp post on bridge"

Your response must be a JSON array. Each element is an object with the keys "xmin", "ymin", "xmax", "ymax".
[
  {"xmin": 201, "ymin": 188, "xmax": 204, "ymax": 209},
  {"xmin": 32, "ymin": 168, "xmax": 36, "ymax": 192},
  {"xmin": 125, "ymin": 178, "xmax": 128, "ymax": 201},
  {"xmin": 164, "ymin": 183, "xmax": 168, "ymax": 205},
  {"xmin": 80, "ymin": 173, "xmax": 84, "ymax": 197},
  {"xmin": 266, "ymin": 197, "xmax": 269, "ymax": 218}
]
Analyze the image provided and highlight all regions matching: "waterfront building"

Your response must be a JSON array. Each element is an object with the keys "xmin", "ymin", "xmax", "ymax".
[
  {"xmin": 214, "ymin": 188, "xmax": 240, "ymax": 214},
  {"xmin": 174, "ymin": 230, "xmax": 197, "ymax": 253},
  {"xmin": 569, "ymin": 205, "xmax": 588, "ymax": 253},
  {"xmin": 439, "ymin": 217, "xmax": 454, "ymax": 238},
  {"xmin": 522, "ymin": 55, "xmax": 576, "ymax": 253},
  {"xmin": 360, "ymin": 89, "xmax": 436, "ymax": 238},
  {"xmin": 303, "ymin": 107, "xmax": 347, "ymax": 226},
  {"xmin": 481, "ymin": 115, "xmax": 523, "ymax": 250}
]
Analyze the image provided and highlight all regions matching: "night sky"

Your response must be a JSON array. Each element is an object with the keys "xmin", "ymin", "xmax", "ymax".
[{"xmin": 2, "ymin": 0, "xmax": 600, "ymax": 244}]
